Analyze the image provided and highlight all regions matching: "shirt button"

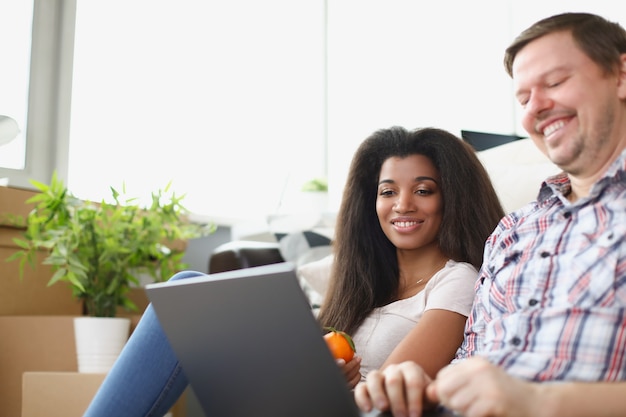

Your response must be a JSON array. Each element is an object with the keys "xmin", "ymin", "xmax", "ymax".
[
  {"xmin": 563, "ymin": 211, "xmax": 571, "ymax": 219},
  {"xmin": 528, "ymin": 299, "xmax": 539, "ymax": 306},
  {"xmin": 511, "ymin": 337, "xmax": 522, "ymax": 346},
  {"xmin": 540, "ymin": 251, "xmax": 550, "ymax": 258}
]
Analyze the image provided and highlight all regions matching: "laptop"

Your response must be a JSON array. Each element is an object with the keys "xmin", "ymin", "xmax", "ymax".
[{"xmin": 146, "ymin": 262, "xmax": 456, "ymax": 417}]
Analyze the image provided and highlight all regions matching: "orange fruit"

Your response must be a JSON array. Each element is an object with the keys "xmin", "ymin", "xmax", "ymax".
[{"xmin": 323, "ymin": 326, "xmax": 356, "ymax": 362}]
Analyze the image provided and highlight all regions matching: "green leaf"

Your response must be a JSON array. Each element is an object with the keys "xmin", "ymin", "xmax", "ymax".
[
  {"xmin": 11, "ymin": 238, "xmax": 31, "ymax": 250},
  {"xmin": 48, "ymin": 268, "xmax": 68, "ymax": 286}
]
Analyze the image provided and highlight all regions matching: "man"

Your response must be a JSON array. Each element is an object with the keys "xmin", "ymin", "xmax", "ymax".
[{"xmin": 354, "ymin": 12, "xmax": 626, "ymax": 417}]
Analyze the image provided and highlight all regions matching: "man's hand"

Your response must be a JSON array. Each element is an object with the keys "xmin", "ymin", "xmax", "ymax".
[
  {"xmin": 354, "ymin": 361, "xmax": 434, "ymax": 417},
  {"xmin": 427, "ymin": 357, "xmax": 542, "ymax": 417}
]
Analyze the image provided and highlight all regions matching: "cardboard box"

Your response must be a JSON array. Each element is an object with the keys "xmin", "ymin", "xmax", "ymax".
[
  {"xmin": 0, "ymin": 184, "xmax": 150, "ymax": 316},
  {"xmin": 0, "ymin": 232, "xmax": 83, "ymax": 315},
  {"xmin": 21, "ymin": 372, "xmax": 106, "ymax": 417},
  {"xmin": 0, "ymin": 186, "xmax": 83, "ymax": 316},
  {"xmin": 0, "ymin": 185, "xmax": 37, "ymax": 226},
  {"xmin": 0, "ymin": 226, "xmax": 150, "ymax": 316},
  {"xmin": 0, "ymin": 316, "xmax": 79, "ymax": 417},
  {"xmin": 0, "ymin": 316, "xmax": 187, "ymax": 417},
  {"xmin": 20, "ymin": 372, "xmax": 187, "ymax": 417},
  {"xmin": 21, "ymin": 371, "xmax": 186, "ymax": 417}
]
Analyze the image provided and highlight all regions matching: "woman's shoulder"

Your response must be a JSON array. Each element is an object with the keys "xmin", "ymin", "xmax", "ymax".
[
  {"xmin": 424, "ymin": 260, "xmax": 479, "ymax": 316},
  {"xmin": 427, "ymin": 260, "xmax": 478, "ymax": 289},
  {"xmin": 441, "ymin": 259, "xmax": 478, "ymax": 276}
]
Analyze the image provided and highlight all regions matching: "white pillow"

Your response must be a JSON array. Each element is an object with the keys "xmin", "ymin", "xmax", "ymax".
[
  {"xmin": 297, "ymin": 254, "xmax": 333, "ymax": 301},
  {"xmin": 477, "ymin": 139, "xmax": 561, "ymax": 214},
  {"xmin": 273, "ymin": 229, "xmax": 333, "ymax": 308}
]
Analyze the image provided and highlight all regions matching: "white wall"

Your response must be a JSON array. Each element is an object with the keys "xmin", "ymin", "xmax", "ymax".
[{"xmin": 325, "ymin": 0, "xmax": 515, "ymax": 209}]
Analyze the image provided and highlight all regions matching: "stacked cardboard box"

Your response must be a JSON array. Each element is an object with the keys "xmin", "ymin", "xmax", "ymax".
[
  {"xmin": 21, "ymin": 372, "xmax": 107, "ymax": 417},
  {"xmin": 0, "ymin": 186, "xmax": 185, "ymax": 417},
  {"xmin": 0, "ymin": 186, "xmax": 82, "ymax": 316}
]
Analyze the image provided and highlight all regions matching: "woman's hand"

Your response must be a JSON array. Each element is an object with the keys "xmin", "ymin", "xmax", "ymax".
[{"xmin": 336, "ymin": 355, "xmax": 362, "ymax": 389}]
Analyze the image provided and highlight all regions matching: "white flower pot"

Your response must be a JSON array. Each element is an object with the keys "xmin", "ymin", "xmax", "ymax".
[{"xmin": 73, "ymin": 316, "xmax": 131, "ymax": 373}]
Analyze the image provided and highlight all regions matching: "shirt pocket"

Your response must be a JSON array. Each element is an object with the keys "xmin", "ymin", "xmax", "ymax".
[
  {"xmin": 481, "ymin": 248, "xmax": 531, "ymax": 313},
  {"xmin": 562, "ymin": 224, "xmax": 626, "ymax": 307}
]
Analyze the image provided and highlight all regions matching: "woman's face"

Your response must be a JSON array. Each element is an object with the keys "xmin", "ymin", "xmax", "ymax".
[{"xmin": 376, "ymin": 154, "xmax": 443, "ymax": 251}]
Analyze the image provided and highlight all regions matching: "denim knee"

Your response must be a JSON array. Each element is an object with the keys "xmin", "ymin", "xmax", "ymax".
[{"xmin": 168, "ymin": 270, "xmax": 207, "ymax": 282}]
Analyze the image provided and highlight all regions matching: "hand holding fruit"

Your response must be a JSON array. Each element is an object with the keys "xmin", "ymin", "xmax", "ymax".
[
  {"xmin": 324, "ymin": 327, "xmax": 361, "ymax": 388},
  {"xmin": 323, "ymin": 326, "xmax": 356, "ymax": 361}
]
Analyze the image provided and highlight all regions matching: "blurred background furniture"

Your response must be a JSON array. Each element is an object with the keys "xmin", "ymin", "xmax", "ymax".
[{"xmin": 209, "ymin": 240, "xmax": 284, "ymax": 274}]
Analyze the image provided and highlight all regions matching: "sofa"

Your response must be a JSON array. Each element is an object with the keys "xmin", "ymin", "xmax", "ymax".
[{"xmin": 208, "ymin": 137, "xmax": 562, "ymax": 303}]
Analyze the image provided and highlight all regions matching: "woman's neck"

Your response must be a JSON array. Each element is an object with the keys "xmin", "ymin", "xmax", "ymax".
[{"xmin": 396, "ymin": 245, "xmax": 448, "ymax": 298}]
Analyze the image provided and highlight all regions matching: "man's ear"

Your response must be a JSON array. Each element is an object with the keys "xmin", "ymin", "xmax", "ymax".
[{"xmin": 617, "ymin": 54, "xmax": 626, "ymax": 100}]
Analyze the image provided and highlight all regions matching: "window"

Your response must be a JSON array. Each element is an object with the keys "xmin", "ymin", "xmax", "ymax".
[
  {"xmin": 0, "ymin": 0, "xmax": 75, "ymax": 190},
  {"xmin": 68, "ymin": 0, "xmax": 326, "ymax": 222},
  {"xmin": 0, "ymin": 1, "xmax": 33, "ymax": 171}
]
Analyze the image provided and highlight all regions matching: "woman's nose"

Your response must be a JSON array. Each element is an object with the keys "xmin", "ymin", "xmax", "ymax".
[{"xmin": 393, "ymin": 193, "xmax": 415, "ymax": 213}]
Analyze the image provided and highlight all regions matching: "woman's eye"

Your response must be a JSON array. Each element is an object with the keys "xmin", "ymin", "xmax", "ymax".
[
  {"xmin": 378, "ymin": 189, "xmax": 393, "ymax": 197},
  {"xmin": 416, "ymin": 189, "xmax": 432, "ymax": 195}
]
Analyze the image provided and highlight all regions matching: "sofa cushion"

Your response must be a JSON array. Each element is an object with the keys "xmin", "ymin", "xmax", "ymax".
[
  {"xmin": 476, "ymin": 138, "xmax": 561, "ymax": 214},
  {"xmin": 275, "ymin": 230, "xmax": 332, "ymax": 264},
  {"xmin": 275, "ymin": 231, "xmax": 332, "ymax": 308},
  {"xmin": 297, "ymin": 253, "xmax": 333, "ymax": 300}
]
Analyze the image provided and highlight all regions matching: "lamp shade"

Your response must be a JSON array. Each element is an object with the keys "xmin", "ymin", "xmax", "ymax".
[{"xmin": 0, "ymin": 115, "xmax": 20, "ymax": 146}]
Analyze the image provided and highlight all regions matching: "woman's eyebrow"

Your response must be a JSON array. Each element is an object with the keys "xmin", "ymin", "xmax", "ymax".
[
  {"xmin": 378, "ymin": 176, "xmax": 438, "ymax": 186},
  {"xmin": 415, "ymin": 176, "xmax": 438, "ymax": 184}
]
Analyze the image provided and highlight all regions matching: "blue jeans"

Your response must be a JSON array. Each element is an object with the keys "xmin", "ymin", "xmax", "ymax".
[{"xmin": 84, "ymin": 271, "xmax": 205, "ymax": 417}]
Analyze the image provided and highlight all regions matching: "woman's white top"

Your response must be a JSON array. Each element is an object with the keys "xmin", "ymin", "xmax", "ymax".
[{"xmin": 352, "ymin": 260, "xmax": 478, "ymax": 380}]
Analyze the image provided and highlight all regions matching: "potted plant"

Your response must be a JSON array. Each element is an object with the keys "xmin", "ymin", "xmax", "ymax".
[
  {"xmin": 300, "ymin": 177, "xmax": 329, "ymax": 215},
  {"xmin": 270, "ymin": 176, "xmax": 330, "ymax": 233},
  {"xmin": 300, "ymin": 177, "xmax": 328, "ymax": 193},
  {"xmin": 8, "ymin": 172, "xmax": 214, "ymax": 371}
]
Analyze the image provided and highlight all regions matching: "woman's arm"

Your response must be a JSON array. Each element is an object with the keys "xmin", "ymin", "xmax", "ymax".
[
  {"xmin": 381, "ymin": 309, "xmax": 467, "ymax": 379},
  {"xmin": 354, "ymin": 310, "xmax": 466, "ymax": 417}
]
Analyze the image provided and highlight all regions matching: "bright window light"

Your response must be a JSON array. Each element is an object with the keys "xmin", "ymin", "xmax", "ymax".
[
  {"xmin": 0, "ymin": 0, "xmax": 32, "ymax": 170},
  {"xmin": 69, "ymin": 0, "xmax": 325, "ymax": 222}
]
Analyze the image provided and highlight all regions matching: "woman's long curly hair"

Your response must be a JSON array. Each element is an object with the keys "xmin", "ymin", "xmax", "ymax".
[{"xmin": 317, "ymin": 126, "xmax": 505, "ymax": 334}]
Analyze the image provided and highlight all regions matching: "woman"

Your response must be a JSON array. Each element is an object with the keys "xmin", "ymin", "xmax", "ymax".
[
  {"xmin": 84, "ymin": 126, "xmax": 504, "ymax": 416},
  {"xmin": 317, "ymin": 126, "xmax": 504, "ymax": 387}
]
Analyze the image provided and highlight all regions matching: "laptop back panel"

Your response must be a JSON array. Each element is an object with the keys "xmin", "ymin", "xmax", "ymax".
[{"xmin": 146, "ymin": 263, "xmax": 361, "ymax": 417}]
